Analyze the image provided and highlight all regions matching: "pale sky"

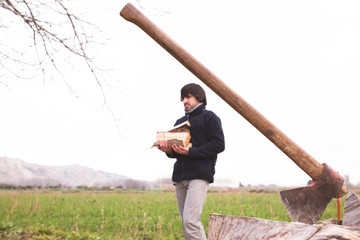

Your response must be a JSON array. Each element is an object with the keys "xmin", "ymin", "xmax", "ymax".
[{"xmin": 1, "ymin": 0, "xmax": 359, "ymax": 187}]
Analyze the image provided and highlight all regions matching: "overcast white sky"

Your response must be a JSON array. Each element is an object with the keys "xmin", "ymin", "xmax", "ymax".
[{"xmin": 1, "ymin": 0, "xmax": 359, "ymax": 187}]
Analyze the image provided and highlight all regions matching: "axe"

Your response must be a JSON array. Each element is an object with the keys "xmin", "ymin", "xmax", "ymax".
[{"xmin": 120, "ymin": 3, "xmax": 348, "ymax": 224}]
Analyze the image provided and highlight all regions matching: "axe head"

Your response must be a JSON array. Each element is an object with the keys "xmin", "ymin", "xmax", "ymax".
[{"xmin": 280, "ymin": 163, "xmax": 344, "ymax": 224}]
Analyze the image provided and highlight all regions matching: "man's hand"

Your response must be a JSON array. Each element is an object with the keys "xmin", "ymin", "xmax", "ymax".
[
  {"xmin": 172, "ymin": 144, "xmax": 189, "ymax": 156},
  {"xmin": 157, "ymin": 140, "xmax": 173, "ymax": 155}
]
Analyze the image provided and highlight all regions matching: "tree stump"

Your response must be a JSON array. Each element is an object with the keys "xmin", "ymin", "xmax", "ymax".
[{"xmin": 208, "ymin": 214, "xmax": 360, "ymax": 240}]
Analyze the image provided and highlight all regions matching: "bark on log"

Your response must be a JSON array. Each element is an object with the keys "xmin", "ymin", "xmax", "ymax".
[{"xmin": 208, "ymin": 214, "xmax": 360, "ymax": 240}]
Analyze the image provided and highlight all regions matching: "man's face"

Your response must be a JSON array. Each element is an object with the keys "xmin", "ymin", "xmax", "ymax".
[{"xmin": 182, "ymin": 94, "xmax": 200, "ymax": 111}]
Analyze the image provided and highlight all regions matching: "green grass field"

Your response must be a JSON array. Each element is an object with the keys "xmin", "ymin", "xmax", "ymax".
[{"xmin": 0, "ymin": 189, "xmax": 345, "ymax": 239}]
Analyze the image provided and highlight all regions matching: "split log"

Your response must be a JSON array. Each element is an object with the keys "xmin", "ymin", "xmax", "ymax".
[
  {"xmin": 208, "ymin": 213, "xmax": 360, "ymax": 240},
  {"xmin": 343, "ymin": 191, "xmax": 360, "ymax": 227},
  {"xmin": 152, "ymin": 121, "xmax": 191, "ymax": 147},
  {"xmin": 153, "ymin": 131, "xmax": 191, "ymax": 147}
]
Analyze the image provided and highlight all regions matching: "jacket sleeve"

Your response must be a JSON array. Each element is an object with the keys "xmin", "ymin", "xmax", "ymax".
[
  {"xmin": 166, "ymin": 152, "xmax": 177, "ymax": 159},
  {"xmin": 188, "ymin": 113, "xmax": 225, "ymax": 158}
]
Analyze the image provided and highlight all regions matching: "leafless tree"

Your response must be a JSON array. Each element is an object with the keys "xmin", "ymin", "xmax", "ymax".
[{"xmin": 0, "ymin": 0, "xmax": 104, "ymax": 95}]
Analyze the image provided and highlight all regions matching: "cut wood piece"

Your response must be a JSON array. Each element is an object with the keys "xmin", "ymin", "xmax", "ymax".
[
  {"xmin": 343, "ymin": 191, "xmax": 360, "ymax": 227},
  {"xmin": 152, "ymin": 121, "xmax": 191, "ymax": 148},
  {"xmin": 208, "ymin": 214, "xmax": 360, "ymax": 240},
  {"xmin": 169, "ymin": 121, "xmax": 191, "ymax": 132},
  {"xmin": 153, "ymin": 131, "xmax": 191, "ymax": 148}
]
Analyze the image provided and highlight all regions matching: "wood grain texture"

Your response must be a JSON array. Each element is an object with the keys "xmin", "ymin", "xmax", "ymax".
[
  {"xmin": 209, "ymin": 214, "xmax": 360, "ymax": 240},
  {"xmin": 343, "ymin": 191, "xmax": 360, "ymax": 227}
]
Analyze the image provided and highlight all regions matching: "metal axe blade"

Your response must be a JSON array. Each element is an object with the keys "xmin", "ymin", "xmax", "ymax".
[{"xmin": 280, "ymin": 164, "xmax": 344, "ymax": 224}]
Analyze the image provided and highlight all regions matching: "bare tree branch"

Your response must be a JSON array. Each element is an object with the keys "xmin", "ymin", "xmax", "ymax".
[
  {"xmin": 0, "ymin": 0, "xmax": 106, "ymax": 101},
  {"xmin": 0, "ymin": 0, "xmax": 131, "ymax": 138}
]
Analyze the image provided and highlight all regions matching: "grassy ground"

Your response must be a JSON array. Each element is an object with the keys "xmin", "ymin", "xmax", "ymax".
[{"xmin": 0, "ymin": 188, "xmax": 348, "ymax": 239}]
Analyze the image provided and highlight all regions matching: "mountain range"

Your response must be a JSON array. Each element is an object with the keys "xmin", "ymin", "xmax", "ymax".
[{"xmin": 0, "ymin": 157, "xmax": 128, "ymax": 188}]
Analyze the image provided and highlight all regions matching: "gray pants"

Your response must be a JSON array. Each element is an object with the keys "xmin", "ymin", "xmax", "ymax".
[{"xmin": 175, "ymin": 179, "xmax": 209, "ymax": 240}]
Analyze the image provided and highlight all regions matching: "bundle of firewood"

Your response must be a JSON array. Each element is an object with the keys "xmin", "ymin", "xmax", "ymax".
[{"xmin": 152, "ymin": 121, "xmax": 192, "ymax": 148}]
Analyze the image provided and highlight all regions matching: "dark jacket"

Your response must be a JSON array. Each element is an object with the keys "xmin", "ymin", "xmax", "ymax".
[{"xmin": 169, "ymin": 104, "xmax": 225, "ymax": 183}]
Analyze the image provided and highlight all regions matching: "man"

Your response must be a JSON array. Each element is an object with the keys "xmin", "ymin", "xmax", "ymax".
[{"xmin": 158, "ymin": 83, "xmax": 225, "ymax": 240}]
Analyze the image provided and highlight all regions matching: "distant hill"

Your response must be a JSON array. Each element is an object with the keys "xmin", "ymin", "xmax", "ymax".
[{"xmin": 0, "ymin": 157, "xmax": 129, "ymax": 188}]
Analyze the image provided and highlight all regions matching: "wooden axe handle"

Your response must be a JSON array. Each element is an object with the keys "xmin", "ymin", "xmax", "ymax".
[{"xmin": 120, "ymin": 3, "xmax": 347, "ymax": 197}]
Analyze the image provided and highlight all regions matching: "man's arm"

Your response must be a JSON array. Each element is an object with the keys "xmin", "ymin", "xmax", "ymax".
[{"xmin": 188, "ymin": 113, "xmax": 225, "ymax": 158}]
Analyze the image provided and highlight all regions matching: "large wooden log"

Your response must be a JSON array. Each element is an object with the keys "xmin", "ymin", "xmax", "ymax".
[{"xmin": 208, "ymin": 214, "xmax": 360, "ymax": 240}]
